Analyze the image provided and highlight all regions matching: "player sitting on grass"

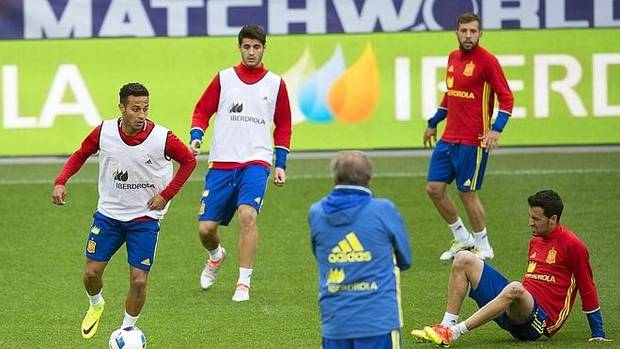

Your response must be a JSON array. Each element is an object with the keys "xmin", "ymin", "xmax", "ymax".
[{"xmin": 412, "ymin": 190, "xmax": 610, "ymax": 346}]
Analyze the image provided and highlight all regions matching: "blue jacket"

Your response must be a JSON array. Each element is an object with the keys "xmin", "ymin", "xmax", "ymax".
[{"xmin": 308, "ymin": 185, "xmax": 412, "ymax": 339}]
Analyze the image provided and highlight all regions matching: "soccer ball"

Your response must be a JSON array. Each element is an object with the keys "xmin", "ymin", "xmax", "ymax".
[{"xmin": 109, "ymin": 326, "xmax": 147, "ymax": 349}]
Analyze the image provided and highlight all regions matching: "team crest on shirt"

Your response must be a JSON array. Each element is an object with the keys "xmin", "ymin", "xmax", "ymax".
[
  {"xmin": 199, "ymin": 202, "xmax": 205, "ymax": 215},
  {"xmin": 463, "ymin": 61, "xmax": 475, "ymax": 76},
  {"xmin": 546, "ymin": 247, "xmax": 557, "ymax": 264},
  {"xmin": 447, "ymin": 76, "xmax": 454, "ymax": 88},
  {"xmin": 86, "ymin": 239, "xmax": 96, "ymax": 254}
]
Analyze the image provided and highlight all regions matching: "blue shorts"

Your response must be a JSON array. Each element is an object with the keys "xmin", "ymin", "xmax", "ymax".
[
  {"xmin": 198, "ymin": 165, "xmax": 270, "ymax": 226},
  {"xmin": 322, "ymin": 330, "xmax": 401, "ymax": 349},
  {"xmin": 469, "ymin": 263, "xmax": 549, "ymax": 340},
  {"xmin": 427, "ymin": 140, "xmax": 489, "ymax": 191},
  {"xmin": 85, "ymin": 211, "xmax": 160, "ymax": 272}
]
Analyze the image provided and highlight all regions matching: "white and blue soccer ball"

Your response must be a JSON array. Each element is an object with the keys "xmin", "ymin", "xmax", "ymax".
[{"xmin": 109, "ymin": 326, "xmax": 147, "ymax": 349}]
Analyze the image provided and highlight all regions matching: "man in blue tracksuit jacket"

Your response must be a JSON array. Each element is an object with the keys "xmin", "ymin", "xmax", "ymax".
[{"xmin": 308, "ymin": 151, "xmax": 413, "ymax": 349}]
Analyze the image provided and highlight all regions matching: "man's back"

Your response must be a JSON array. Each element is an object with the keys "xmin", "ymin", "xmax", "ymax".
[{"xmin": 309, "ymin": 186, "xmax": 411, "ymax": 339}]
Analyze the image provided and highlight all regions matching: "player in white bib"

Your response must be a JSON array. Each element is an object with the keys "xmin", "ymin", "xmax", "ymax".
[
  {"xmin": 51, "ymin": 83, "xmax": 196, "ymax": 339},
  {"xmin": 189, "ymin": 24, "xmax": 292, "ymax": 301}
]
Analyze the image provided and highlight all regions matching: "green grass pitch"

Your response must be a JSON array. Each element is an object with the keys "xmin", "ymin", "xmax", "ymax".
[{"xmin": 0, "ymin": 150, "xmax": 618, "ymax": 348}]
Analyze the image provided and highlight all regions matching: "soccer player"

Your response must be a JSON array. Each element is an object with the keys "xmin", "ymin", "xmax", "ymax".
[
  {"xmin": 51, "ymin": 83, "xmax": 196, "ymax": 339},
  {"xmin": 189, "ymin": 24, "xmax": 292, "ymax": 301},
  {"xmin": 308, "ymin": 151, "xmax": 412, "ymax": 349},
  {"xmin": 423, "ymin": 12, "xmax": 514, "ymax": 261},
  {"xmin": 412, "ymin": 190, "xmax": 609, "ymax": 346}
]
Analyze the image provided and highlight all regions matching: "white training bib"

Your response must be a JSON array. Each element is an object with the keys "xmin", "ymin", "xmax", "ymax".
[
  {"xmin": 208, "ymin": 67, "xmax": 281, "ymax": 164},
  {"xmin": 97, "ymin": 119, "xmax": 173, "ymax": 221}
]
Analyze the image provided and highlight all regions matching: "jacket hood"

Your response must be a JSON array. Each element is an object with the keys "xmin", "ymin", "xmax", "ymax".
[{"xmin": 320, "ymin": 185, "xmax": 372, "ymax": 226}]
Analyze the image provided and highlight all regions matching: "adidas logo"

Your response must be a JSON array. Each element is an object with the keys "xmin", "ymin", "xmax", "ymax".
[
  {"xmin": 463, "ymin": 179, "xmax": 472, "ymax": 187},
  {"xmin": 328, "ymin": 232, "xmax": 372, "ymax": 263},
  {"xmin": 141, "ymin": 258, "xmax": 151, "ymax": 266},
  {"xmin": 145, "ymin": 159, "xmax": 153, "ymax": 165}
]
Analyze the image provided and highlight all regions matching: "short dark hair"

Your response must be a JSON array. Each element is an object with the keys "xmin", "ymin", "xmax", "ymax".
[
  {"xmin": 528, "ymin": 190, "xmax": 564, "ymax": 222},
  {"xmin": 331, "ymin": 151, "xmax": 373, "ymax": 187},
  {"xmin": 238, "ymin": 24, "xmax": 267, "ymax": 45},
  {"xmin": 457, "ymin": 12, "xmax": 482, "ymax": 30},
  {"xmin": 119, "ymin": 82, "xmax": 149, "ymax": 105}
]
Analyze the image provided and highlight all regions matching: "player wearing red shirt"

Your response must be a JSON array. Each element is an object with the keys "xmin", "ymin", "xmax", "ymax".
[
  {"xmin": 189, "ymin": 25, "xmax": 292, "ymax": 302},
  {"xmin": 51, "ymin": 83, "xmax": 196, "ymax": 339},
  {"xmin": 412, "ymin": 190, "xmax": 609, "ymax": 346},
  {"xmin": 423, "ymin": 13, "xmax": 514, "ymax": 262}
]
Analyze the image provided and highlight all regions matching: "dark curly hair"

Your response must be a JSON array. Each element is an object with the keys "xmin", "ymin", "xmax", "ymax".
[
  {"xmin": 119, "ymin": 82, "xmax": 149, "ymax": 105},
  {"xmin": 528, "ymin": 190, "xmax": 564, "ymax": 222},
  {"xmin": 238, "ymin": 24, "xmax": 267, "ymax": 45}
]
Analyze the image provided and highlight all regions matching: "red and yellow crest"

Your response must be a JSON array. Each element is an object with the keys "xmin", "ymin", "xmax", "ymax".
[
  {"xmin": 546, "ymin": 247, "xmax": 557, "ymax": 264},
  {"xmin": 463, "ymin": 61, "xmax": 475, "ymax": 76},
  {"xmin": 87, "ymin": 240, "xmax": 96, "ymax": 254}
]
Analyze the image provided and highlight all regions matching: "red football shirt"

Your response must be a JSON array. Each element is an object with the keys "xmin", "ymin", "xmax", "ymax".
[
  {"xmin": 439, "ymin": 45, "xmax": 513, "ymax": 146},
  {"xmin": 522, "ymin": 224, "xmax": 601, "ymax": 336}
]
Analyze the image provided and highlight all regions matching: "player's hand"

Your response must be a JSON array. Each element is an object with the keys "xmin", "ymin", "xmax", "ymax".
[
  {"xmin": 273, "ymin": 167, "xmax": 286, "ymax": 187},
  {"xmin": 588, "ymin": 337, "xmax": 613, "ymax": 342},
  {"xmin": 479, "ymin": 130, "xmax": 501, "ymax": 153},
  {"xmin": 189, "ymin": 139, "xmax": 202, "ymax": 156},
  {"xmin": 423, "ymin": 127, "xmax": 437, "ymax": 148},
  {"xmin": 51, "ymin": 184, "xmax": 67, "ymax": 205},
  {"xmin": 147, "ymin": 194, "xmax": 168, "ymax": 210}
]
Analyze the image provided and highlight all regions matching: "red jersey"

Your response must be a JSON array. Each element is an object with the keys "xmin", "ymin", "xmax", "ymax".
[
  {"xmin": 440, "ymin": 45, "xmax": 513, "ymax": 146},
  {"xmin": 522, "ymin": 224, "xmax": 601, "ymax": 336},
  {"xmin": 191, "ymin": 63, "xmax": 292, "ymax": 170},
  {"xmin": 54, "ymin": 119, "xmax": 196, "ymax": 201}
]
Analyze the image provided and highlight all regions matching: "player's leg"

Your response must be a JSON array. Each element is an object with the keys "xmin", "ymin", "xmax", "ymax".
[
  {"xmin": 412, "ymin": 251, "xmax": 484, "ymax": 345},
  {"xmin": 455, "ymin": 145, "xmax": 493, "ymax": 259},
  {"xmin": 124, "ymin": 267, "xmax": 149, "ymax": 328},
  {"xmin": 81, "ymin": 212, "xmax": 124, "ymax": 339},
  {"xmin": 122, "ymin": 218, "xmax": 159, "ymax": 329},
  {"xmin": 198, "ymin": 169, "xmax": 236, "ymax": 289},
  {"xmin": 427, "ymin": 141, "xmax": 475, "ymax": 260},
  {"xmin": 232, "ymin": 165, "xmax": 270, "ymax": 301}
]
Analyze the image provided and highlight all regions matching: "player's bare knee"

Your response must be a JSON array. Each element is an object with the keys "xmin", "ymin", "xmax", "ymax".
[
  {"xmin": 238, "ymin": 207, "xmax": 257, "ymax": 228},
  {"xmin": 129, "ymin": 274, "xmax": 148, "ymax": 291},
  {"xmin": 452, "ymin": 250, "xmax": 476, "ymax": 270},
  {"xmin": 198, "ymin": 222, "xmax": 218, "ymax": 238},
  {"xmin": 426, "ymin": 183, "xmax": 443, "ymax": 198},
  {"xmin": 502, "ymin": 281, "xmax": 525, "ymax": 301},
  {"xmin": 84, "ymin": 266, "xmax": 103, "ymax": 280}
]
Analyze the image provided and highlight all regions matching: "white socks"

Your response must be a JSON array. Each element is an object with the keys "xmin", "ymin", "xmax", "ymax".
[
  {"xmin": 473, "ymin": 228, "xmax": 491, "ymax": 250},
  {"xmin": 87, "ymin": 290, "xmax": 104, "ymax": 306},
  {"xmin": 121, "ymin": 311, "xmax": 140, "ymax": 329},
  {"xmin": 208, "ymin": 244, "xmax": 223, "ymax": 260},
  {"xmin": 450, "ymin": 322, "xmax": 469, "ymax": 341},
  {"xmin": 441, "ymin": 312, "xmax": 459, "ymax": 327},
  {"xmin": 238, "ymin": 267, "xmax": 253, "ymax": 287},
  {"xmin": 449, "ymin": 218, "xmax": 473, "ymax": 243}
]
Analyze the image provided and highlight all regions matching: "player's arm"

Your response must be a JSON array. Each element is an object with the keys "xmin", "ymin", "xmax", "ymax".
[
  {"xmin": 189, "ymin": 74, "xmax": 220, "ymax": 155},
  {"xmin": 384, "ymin": 201, "xmax": 412, "ymax": 270},
  {"xmin": 272, "ymin": 79, "xmax": 292, "ymax": 187},
  {"xmin": 480, "ymin": 56, "xmax": 514, "ymax": 152},
  {"xmin": 51, "ymin": 125, "xmax": 101, "ymax": 205},
  {"xmin": 423, "ymin": 95, "xmax": 447, "ymax": 148},
  {"xmin": 570, "ymin": 241, "xmax": 609, "ymax": 341},
  {"xmin": 149, "ymin": 132, "xmax": 197, "ymax": 210}
]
